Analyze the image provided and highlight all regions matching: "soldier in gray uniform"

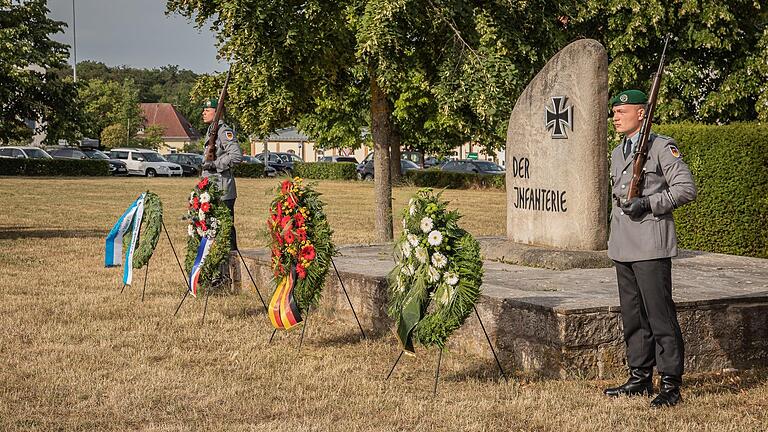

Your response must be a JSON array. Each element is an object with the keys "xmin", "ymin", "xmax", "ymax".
[
  {"xmin": 201, "ymin": 98, "xmax": 243, "ymax": 285},
  {"xmin": 603, "ymin": 90, "xmax": 697, "ymax": 408}
]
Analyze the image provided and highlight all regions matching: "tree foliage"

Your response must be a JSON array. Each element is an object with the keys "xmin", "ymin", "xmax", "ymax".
[
  {"xmin": 565, "ymin": 0, "xmax": 768, "ymax": 123},
  {"xmin": 78, "ymin": 79, "xmax": 144, "ymax": 144},
  {"xmin": 0, "ymin": 0, "xmax": 80, "ymax": 144}
]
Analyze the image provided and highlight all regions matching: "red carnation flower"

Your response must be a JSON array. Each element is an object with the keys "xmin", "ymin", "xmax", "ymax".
[
  {"xmin": 192, "ymin": 197, "xmax": 200, "ymax": 210},
  {"xmin": 198, "ymin": 177, "xmax": 209, "ymax": 189},
  {"xmin": 296, "ymin": 264, "xmax": 307, "ymax": 279},
  {"xmin": 280, "ymin": 215, "xmax": 292, "ymax": 229},
  {"xmin": 199, "ymin": 220, "xmax": 207, "ymax": 231},
  {"xmin": 281, "ymin": 180, "xmax": 292, "ymax": 195},
  {"xmin": 284, "ymin": 230, "xmax": 295, "ymax": 244},
  {"xmin": 294, "ymin": 212, "xmax": 305, "ymax": 227},
  {"xmin": 201, "ymin": 202, "xmax": 211, "ymax": 213},
  {"xmin": 300, "ymin": 244, "xmax": 316, "ymax": 261}
]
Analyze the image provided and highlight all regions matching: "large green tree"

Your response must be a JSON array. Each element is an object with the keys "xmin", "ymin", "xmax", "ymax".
[
  {"xmin": 565, "ymin": 0, "xmax": 768, "ymax": 123},
  {"xmin": 0, "ymin": 0, "xmax": 80, "ymax": 144},
  {"xmin": 168, "ymin": 0, "xmax": 566, "ymax": 241},
  {"xmin": 78, "ymin": 78, "xmax": 144, "ymax": 147}
]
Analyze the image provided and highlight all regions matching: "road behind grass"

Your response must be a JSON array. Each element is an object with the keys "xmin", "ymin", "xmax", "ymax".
[{"xmin": 0, "ymin": 177, "xmax": 765, "ymax": 430}]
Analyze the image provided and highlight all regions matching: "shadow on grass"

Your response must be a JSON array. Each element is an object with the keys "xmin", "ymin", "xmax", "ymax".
[
  {"xmin": 0, "ymin": 227, "xmax": 104, "ymax": 240},
  {"xmin": 684, "ymin": 368, "xmax": 768, "ymax": 396}
]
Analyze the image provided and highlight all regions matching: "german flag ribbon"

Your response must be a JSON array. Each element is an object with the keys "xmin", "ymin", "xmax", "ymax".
[{"xmin": 269, "ymin": 266, "xmax": 303, "ymax": 330}]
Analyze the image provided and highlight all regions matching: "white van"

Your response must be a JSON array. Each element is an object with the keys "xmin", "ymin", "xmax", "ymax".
[{"xmin": 109, "ymin": 148, "xmax": 183, "ymax": 177}]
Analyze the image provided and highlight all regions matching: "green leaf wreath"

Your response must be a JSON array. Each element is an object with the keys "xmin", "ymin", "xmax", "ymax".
[
  {"xmin": 184, "ymin": 177, "xmax": 232, "ymax": 290},
  {"xmin": 266, "ymin": 177, "xmax": 336, "ymax": 314},
  {"xmin": 387, "ymin": 188, "xmax": 483, "ymax": 352},
  {"xmin": 121, "ymin": 191, "xmax": 162, "ymax": 269}
]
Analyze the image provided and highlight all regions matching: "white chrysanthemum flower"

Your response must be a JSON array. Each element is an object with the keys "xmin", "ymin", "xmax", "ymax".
[
  {"xmin": 440, "ymin": 286, "xmax": 454, "ymax": 305},
  {"xmin": 198, "ymin": 209, "xmax": 206, "ymax": 220},
  {"xmin": 444, "ymin": 272, "xmax": 459, "ymax": 286},
  {"xmin": 427, "ymin": 230, "xmax": 443, "ymax": 246},
  {"xmin": 207, "ymin": 229, "xmax": 217, "ymax": 239},
  {"xmin": 407, "ymin": 264, "xmax": 415, "ymax": 276},
  {"xmin": 187, "ymin": 224, "xmax": 194, "ymax": 236},
  {"xmin": 401, "ymin": 242, "xmax": 412, "ymax": 257},
  {"xmin": 415, "ymin": 246, "xmax": 428, "ymax": 264},
  {"xmin": 431, "ymin": 252, "xmax": 447, "ymax": 269},
  {"xmin": 400, "ymin": 265, "xmax": 409, "ymax": 276},
  {"xmin": 420, "ymin": 217, "xmax": 433, "ymax": 233},
  {"xmin": 397, "ymin": 277, "xmax": 406, "ymax": 292},
  {"xmin": 210, "ymin": 218, "xmax": 219, "ymax": 229},
  {"xmin": 428, "ymin": 266, "xmax": 441, "ymax": 282},
  {"xmin": 407, "ymin": 233, "xmax": 419, "ymax": 247},
  {"xmin": 409, "ymin": 205, "xmax": 417, "ymax": 216},
  {"xmin": 200, "ymin": 192, "xmax": 211, "ymax": 203}
]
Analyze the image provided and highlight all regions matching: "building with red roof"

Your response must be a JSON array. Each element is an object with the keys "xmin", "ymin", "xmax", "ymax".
[{"xmin": 138, "ymin": 103, "xmax": 200, "ymax": 151}]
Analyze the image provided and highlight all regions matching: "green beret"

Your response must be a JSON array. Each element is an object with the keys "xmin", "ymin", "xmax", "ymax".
[
  {"xmin": 201, "ymin": 98, "xmax": 218, "ymax": 109},
  {"xmin": 610, "ymin": 90, "xmax": 648, "ymax": 107}
]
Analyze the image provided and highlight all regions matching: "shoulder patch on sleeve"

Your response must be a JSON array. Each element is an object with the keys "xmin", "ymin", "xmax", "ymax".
[
  {"xmin": 224, "ymin": 130, "xmax": 234, "ymax": 141},
  {"xmin": 669, "ymin": 145, "xmax": 681, "ymax": 158}
]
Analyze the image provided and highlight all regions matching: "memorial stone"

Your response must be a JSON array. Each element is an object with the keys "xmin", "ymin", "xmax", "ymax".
[{"xmin": 506, "ymin": 39, "xmax": 609, "ymax": 250}]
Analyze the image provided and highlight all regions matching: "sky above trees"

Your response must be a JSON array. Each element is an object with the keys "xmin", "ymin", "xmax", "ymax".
[{"xmin": 47, "ymin": 0, "xmax": 224, "ymax": 73}]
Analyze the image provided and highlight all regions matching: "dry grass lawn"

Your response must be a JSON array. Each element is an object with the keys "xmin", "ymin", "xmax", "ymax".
[{"xmin": 0, "ymin": 177, "xmax": 766, "ymax": 431}]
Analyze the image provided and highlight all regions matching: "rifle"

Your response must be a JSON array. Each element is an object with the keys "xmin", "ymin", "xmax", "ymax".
[
  {"xmin": 204, "ymin": 68, "xmax": 232, "ymax": 162},
  {"xmin": 625, "ymin": 34, "xmax": 671, "ymax": 204}
]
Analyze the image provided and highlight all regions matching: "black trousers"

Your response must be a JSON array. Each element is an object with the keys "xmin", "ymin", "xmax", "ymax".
[
  {"xmin": 614, "ymin": 258, "xmax": 685, "ymax": 376},
  {"xmin": 222, "ymin": 198, "xmax": 237, "ymax": 251}
]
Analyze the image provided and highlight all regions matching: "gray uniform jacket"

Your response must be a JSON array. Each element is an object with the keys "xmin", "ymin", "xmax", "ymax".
[
  {"xmin": 202, "ymin": 121, "xmax": 243, "ymax": 201},
  {"xmin": 608, "ymin": 133, "xmax": 697, "ymax": 262}
]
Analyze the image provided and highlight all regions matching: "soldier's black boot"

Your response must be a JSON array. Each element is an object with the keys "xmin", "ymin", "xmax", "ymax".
[
  {"xmin": 650, "ymin": 375, "xmax": 682, "ymax": 408},
  {"xmin": 603, "ymin": 367, "xmax": 653, "ymax": 397}
]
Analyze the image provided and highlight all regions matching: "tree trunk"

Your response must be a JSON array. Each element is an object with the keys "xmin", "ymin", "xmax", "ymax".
[
  {"xmin": 390, "ymin": 127, "xmax": 401, "ymax": 185},
  {"xmin": 370, "ymin": 71, "xmax": 394, "ymax": 242}
]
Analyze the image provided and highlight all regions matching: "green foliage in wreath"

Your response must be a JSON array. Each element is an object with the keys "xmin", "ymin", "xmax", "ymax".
[
  {"xmin": 266, "ymin": 178, "xmax": 336, "ymax": 313},
  {"xmin": 183, "ymin": 177, "xmax": 232, "ymax": 290},
  {"xmin": 121, "ymin": 191, "xmax": 162, "ymax": 269},
  {"xmin": 387, "ymin": 189, "xmax": 483, "ymax": 350}
]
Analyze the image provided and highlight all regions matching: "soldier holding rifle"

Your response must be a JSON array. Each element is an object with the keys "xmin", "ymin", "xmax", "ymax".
[
  {"xmin": 200, "ymin": 71, "xmax": 243, "ymax": 285},
  {"xmin": 603, "ymin": 38, "xmax": 697, "ymax": 408}
]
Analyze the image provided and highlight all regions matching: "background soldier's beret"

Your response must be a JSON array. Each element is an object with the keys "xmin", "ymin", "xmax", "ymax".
[
  {"xmin": 609, "ymin": 90, "xmax": 648, "ymax": 107},
  {"xmin": 201, "ymin": 98, "xmax": 218, "ymax": 109}
]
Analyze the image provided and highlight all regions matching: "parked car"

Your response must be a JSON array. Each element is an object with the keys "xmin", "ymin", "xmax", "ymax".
[
  {"xmin": 0, "ymin": 146, "xmax": 52, "ymax": 159},
  {"xmin": 46, "ymin": 146, "xmax": 90, "ymax": 160},
  {"xmin": 318, "ymin": 155, "xmax": 359, "ymax": 163},
  {"xmin": 439, "ymin": 159, "xmax": 505, "ymax": 175},
  {"xmin": 274, "ymin": 152, "xmax": 304, "ymax": 171},
  {"xmin": 78, "ymin": 147, "xmax": 128, "ymax": 176},
  {"xmin": 252, "ymin": 152, "xmax": 292, "ymax": 175},
  {"xmin": 165, "ymin": 153, "xmax": 203, "ymax": 177},
  {"xmin": 357, "ymin": 158, "xmax": 421, "ymax": 181},
  {"xmin": 359, "ymin": 151, "xmax": 442, "ymax": 168},
  {"xmin": 108, "ymin": 148, "xmax": 183, "ymax": 177}
]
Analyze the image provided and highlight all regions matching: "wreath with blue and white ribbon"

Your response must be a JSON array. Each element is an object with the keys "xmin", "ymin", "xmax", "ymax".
[{"xmin": 387, "ymin": 189, "xmax": 483, "ymax": 353}]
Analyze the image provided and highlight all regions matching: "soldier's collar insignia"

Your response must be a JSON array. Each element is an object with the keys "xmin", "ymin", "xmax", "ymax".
[
  {"xmin": 669, "ymin": 145, "xmax": 681, "ymax": 158},
  {"xmin": 225, "ymin": 131, "xmax": 234, "ymax": 140}
]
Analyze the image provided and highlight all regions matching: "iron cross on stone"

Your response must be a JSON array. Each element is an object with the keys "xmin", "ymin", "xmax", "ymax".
[{"xmin": 545, "ymin": 96, "xmax": 574, "ymax": 139}]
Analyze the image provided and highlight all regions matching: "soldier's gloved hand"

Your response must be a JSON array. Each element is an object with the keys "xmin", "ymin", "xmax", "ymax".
[
  {"xmin": 621, "ymin": 196, "xmax": 650, "ymax": 218},
  {"xmin": 202, "ymin": 161, "xmax": 216, "ymax": 172}
]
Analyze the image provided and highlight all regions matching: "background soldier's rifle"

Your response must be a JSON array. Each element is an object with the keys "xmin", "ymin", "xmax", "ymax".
[
  {"xmin": 624, "ymin": 35, "xmax": 671, "ymax": 204},
  {"xmin": 204, "ymin": 69, "xmax": 232, "ymax": 163}
]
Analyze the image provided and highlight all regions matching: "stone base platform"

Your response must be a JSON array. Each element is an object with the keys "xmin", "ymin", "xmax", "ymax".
[{"xmin": 240, "ymin": 239, "xmax": 768, "ymax": 378}]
